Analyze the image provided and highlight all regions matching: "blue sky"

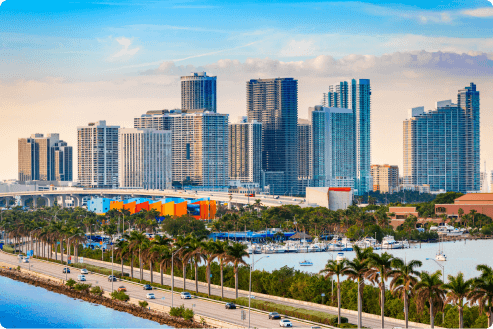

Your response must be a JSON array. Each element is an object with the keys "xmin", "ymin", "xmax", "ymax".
[{"xmin": 1, "ymin": 0, "xmax": 493, "ymax": 180}]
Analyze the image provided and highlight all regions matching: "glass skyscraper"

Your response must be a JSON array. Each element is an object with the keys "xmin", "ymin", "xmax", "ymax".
[
  {"xmin": 181, "ymin": 72, "xmax": 217, "ymax": 113},
  {"xmin": 403, "ymin": 83, "xmax": 480, "ymax": 193},
  {"xmin": 310, "ymin": 106, "xmax": 355, "ymax": 189},
  {"xmin": 324, "ymin": 79, "xmax": 371, "ymax": 195}
]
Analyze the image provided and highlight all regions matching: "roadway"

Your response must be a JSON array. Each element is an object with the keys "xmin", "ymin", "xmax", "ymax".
[
  {"xmin": 0, "ymin": 251, "xmax": 324, "ymax": 329},
  {"xmin": 52, "ymin": 250, "xmax": 402, "ymax": 329}
]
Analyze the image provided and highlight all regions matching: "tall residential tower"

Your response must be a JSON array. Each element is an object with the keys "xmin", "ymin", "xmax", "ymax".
[
  {"xmin": 181, "ymin": 72, "xmax": 217, "ymax": 113},
  {"xmin": 229, "ymin": 117, "xmax": 262, "ymax": 184}
]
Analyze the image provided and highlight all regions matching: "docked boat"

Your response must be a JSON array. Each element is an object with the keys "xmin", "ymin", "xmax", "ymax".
[
  {"xmin": 381, "ymin": 235, "xmax": 403, "ymax": 249},
  {"xmin": 335, "ymin": 252, "xmax": 345, "ymax": 262},
  {"xmin": 341, "ymin": 238, "xmax": 353, "ymax": 251},
  {"xmin": 307, "ymin": 244, "xmax": 322, "ymax": 252},
  {"xmin": 436, "ymin": 236, "xmax": 447, "ymax": 261},
  {"xmin": 328, "ymin": 242, "xmax": 344, "ymax": 251},
  {"xmin": 299, "ymin": 260, "xmax": 313, "ymax": 266},
  {"xmin": 437, "ymin": 225, "xmax": 463, "ymax": 237}
]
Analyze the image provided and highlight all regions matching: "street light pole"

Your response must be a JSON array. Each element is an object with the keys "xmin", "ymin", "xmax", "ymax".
[
  {"xmin": 171, "ymin": 246, "xmax": 184, "ymax": 308},
  {"xmin": 111, "ymin": 243, "xmax": 114, "ymax": 293},
  {"xmin": 249, "ymin": 254, "xmax": 269, "ymax": 328}
]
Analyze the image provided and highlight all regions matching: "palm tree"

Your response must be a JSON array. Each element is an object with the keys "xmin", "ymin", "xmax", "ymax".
[
  {"xmin": 442, "ymin": 272, "xmax": 473, "ymax": 328},
  {"xmin": 414, "ymin": 270, "xmax": 446, "ymax": 329},
  {"xmin": 345, "ymin": 246, "xmax": 372, "ymax": 328},
  {"xmin": 115, "ymin": 238, "xmax": 130, "ymax": 277},
  {"xmin": 174, "ymin": 234, "xmax": 192, "ymax": 290},
  {"xmin": 215, "ymin": 240, "xmax": 230, "ymax": 298},
  {"xmin": 202, "ymin": 240, "xmax": 219, "ymax": 296},
  {"xmin": 186, "ymin": 236, "xmax": 206, "ymax": 294},
  {"xmin": 469, "ymin": 265, "xmax": 493, "ymax": 327},
  {"xmin": 226, "ymin": 242, "xmax": 249, "ymax": 298},
  {"xmin": 320, "ymin": 259, "xmax": 349, "ymax": 324},
  {"xmin": 366, "ymin": 252, "xmax": 395, "ymax": 328},
  {"xmin": 128, "ymin": 231, "xmax": 149, "ymax": 281},
  {"xmin": 469, "ymin": 209, "xmax": 478, "ymax": 228},
  {"xmin": 389, "ymin": 258, "xmax": 422, "ymax": 328}
]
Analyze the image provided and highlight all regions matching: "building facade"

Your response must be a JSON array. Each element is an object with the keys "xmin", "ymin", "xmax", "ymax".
[
  {"xmin": 403, "ymin": 84, "xmax": 480, "ymax": 193},
  {"xmin": 247, "ymin": 78, "xmax": 298, "ymax": 196},
  {"xmin": 311, "ymin": 106, "xmax": 355, "ymax": 190},
  {"xmin": 18, "ymin": 133, "xmax": 72, "ymax": 182},
  {"xmin": 181, "ymin": 72, "xmax": 217, "ymax": 113},
  {"xmin": 323, "ymin": 79, "xmax": 372, "ymax": 195},
  {"xmin": 77, "ymin": 121, "xmax": 120, "ymax": 189},
  {"xmin": 298, "ymin": 119, "xmax": 311, "ymax": 193},
  {"xmin": 371, "ymin": 164, "xmax": 399, "ymax": 193},
  {"xmin": 118, "ymin": 128, "xmax": 172, "ymax": 190},
  {"xmin": 229, "ymin": 116, "xmax": 262, "ymax": 184}
]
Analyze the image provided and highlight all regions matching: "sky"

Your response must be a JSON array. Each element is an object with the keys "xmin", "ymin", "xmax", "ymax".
[{"xmin": 1, "ymin": 0, "xmax": 493, "ymax": 181}]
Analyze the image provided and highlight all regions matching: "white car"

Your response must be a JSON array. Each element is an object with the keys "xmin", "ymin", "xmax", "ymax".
[
  {"xmin": 279, "ymin": 319, "xmax": 292, "ymax": 327},
  {"xmin": 146, "ymin": 293, "xmax": 155, "ymax": 299},
  {"xmin": 22, "ymin": 258, "xmax": 29, "ymax": 263},
  {"xmin": 180, "ymin": 292, "xmax": 192, "ymax": 299},
  {"xmin": 77, "ymin": 275, "xmax": 86, "ymax": 281},
  {"xmin": 80, "ymin": 269, "xmax": 89, "ymax": 274}
]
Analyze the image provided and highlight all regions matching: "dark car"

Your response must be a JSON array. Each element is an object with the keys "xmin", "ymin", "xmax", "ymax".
[
  {"xmin": 143, "ymin": 284, "xmax": 153, "ymax": 290},
  {"xmin": 108, "ymin": 275, "xmax": 117, "ymax": 282},
  {"xmin": 63, "ymin": 267, "xmax": 70, "ymax": 274},
  {"xmin": 269, "ymin": 312, "xmax": 281, "ymax": 320},
  {"xmin": 225, "ymin": 302, "xmax": 236, "ymax": 309}
]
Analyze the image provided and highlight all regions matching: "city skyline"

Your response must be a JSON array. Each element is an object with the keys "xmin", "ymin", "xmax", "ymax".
[{"xmin": 2, "ymin": 0, "xmax": 493, "ymax": 180}]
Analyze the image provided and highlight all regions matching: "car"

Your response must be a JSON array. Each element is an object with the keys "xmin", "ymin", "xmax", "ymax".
[
  {"xmin": 22, "ymin": 258, "xmax": 29, "ymax": 263},
  {"xmin": 108, "ymin": 275, "xmax": 117, "ymax": 282},
  {"xmin": 143, "ymin": 284, "xmax": 152, "ymax": 290},
  {"xmin": 310, "ymin": 326, "xmax": 321, "ymax": 329},
  {"xmin": 63, "ymin": 267, "xmax": 70, "ymax": 274},
  {"xmin": 225, "ymin": 302, "xmax": 236, "ymax": 309},
  {"xmin": 279, "ymin": 319, "xmax": 292, "ymax": 327},
  {"xmin": 269, "ymin": 312, "xmax": 281, "ymax": 320},
  {"xmin": 180, "ymin": 292, "xmax": 192, "ymax": 299},
  {"xmin": 80, "ymin": 268, "xmax": 89, "ymax": 274},
  {"xmin": 146, "ymin": 293, "xmax": 155, "ymax": 299},
  {"xmin": 117, "ymin": 286, "xmax": 126, "ymax": 292},
  {"xmin": 77, "ymin": 275, "xmax": 86, "ymax": 281}
]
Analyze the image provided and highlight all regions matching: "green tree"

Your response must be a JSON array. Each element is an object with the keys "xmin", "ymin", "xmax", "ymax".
[
  {"xmin": 366, "ymin": 252, "xmax": 395, "ymax": 328},
  {"xmin": 442, "ymin": 272, "xmax": 473, "ymax": 329},
  {"xmin": 414, "ymin": 271, "xmax": 445, "ymax": 328},
  {"xmin": 468, "ymin": 265, "xmax": 493, "ymax": 327},
  {"xmin": 320, "ymin": 259, "xmax": 349, "ymax": 324},
  {"xmin": 226, "ymin": 242, "xmax": 249, "ymax": 298}
]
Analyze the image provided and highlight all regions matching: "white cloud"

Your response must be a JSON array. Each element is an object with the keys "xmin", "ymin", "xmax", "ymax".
[
  {"xmin": 0, "ymin": 0, "xmax": 6, "ymax": 6},
  {"xmin": 109, "ymin": 37, "xmax": 140, "ymax": 60},
  {"xmin": 462, "ymin": 7, "xmax": 493, "ymax": 17}
]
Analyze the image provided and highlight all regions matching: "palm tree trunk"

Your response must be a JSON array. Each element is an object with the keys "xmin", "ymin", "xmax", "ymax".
[
  {"xmin": 160, "ymin": 264, "xmax": 163, "ymax": 286},
  {"xmin": 337, "ymin": 275, "xmax": 341, "ymax": 324},
  {"xmin": 488, "ymin": 306, "xmax": 492, "ymax": 327},
  {"xmin": 459, "ymin": 306, "xmax": 464, "ymax": 329},
  {"xmin": 235, "ymin": 266, "xmax": 239, "ymax": 299},
  {"xmin": 430, "ymin": 297, "xmax": 434, "ymax": 329},
  {"xmin": 404, "ymin": 293, "xmax": 408, "ymax": 328},
  {"xmin": 207, "ymin": 263, "xmax": 211, "ymax": 296},
  {"xmin": 381, "ymin": 283, "xmax": 385, "ymax": 329},
  {"xmin": 139, "ymin": 248, "xmax": 143, "ymax": 281},
  {"xmin": 150, "ymin": 261, "xmax": 153, "ymax": 283},
  {"xmin": 220, "ymin": 262, "xmax": 224, "ymax": 298},
  {"xmin": 121, "ymin": 257, "xmax": 124, "ymax": 277},
  {"xmin": 194, "ymin": 260, "xmax": 199, "ymax": 293},
  {"xmin": 357, "ymin": 278, "xmax": 362, "ymax": 328},
  {"xmin": 131, "ymin": 255, "xmax": 134, "ymax": 279},
  {"xmin": 183, "ymin": 263, "xmax": 187, "ymax": 290}
]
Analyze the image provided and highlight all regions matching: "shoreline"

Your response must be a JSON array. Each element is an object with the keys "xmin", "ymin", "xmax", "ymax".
[{"xmin": 0, "ymin": 266, "xmax": 209, "ymax": 329}]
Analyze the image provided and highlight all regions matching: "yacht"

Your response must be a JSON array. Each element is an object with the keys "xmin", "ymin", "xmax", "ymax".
[
  {"xmin": 297, "ymin": 245, "xmax": 309, "ymax": 253},
  {"xmin": 381, "ymin": 236, "xmax": 403, "ymax": 249},
  {"xmin": 437, "ymin": 225, "xmax": 463, "ymax": 237},
  {"xmin": 299, "ymin": 260, "xmax": 313, "ymax": 266},
  {"xmin": 341, "ymin": 238, "xmax": 353, "ymax": 251},
  {"xmin": 335, "ymin": 252, "xmax": 345, "ymax": 262},
  {"xmin": 275, "ymin": 245, "xmax": 288, "ymax": 253},
  {"xmin": 286, "ymin": 244, "xmax": 299, "ymax": 253},
  {"xmin": 436, "ymin": 236, "xmax": 447, "ymax": 261},
  {"xmin": 328, "ymin": 242, "xmax": 344, "ymax": 251},
  {"xmin": 308, "ymin": 244, "xmax": 322, "ymax": 252}
]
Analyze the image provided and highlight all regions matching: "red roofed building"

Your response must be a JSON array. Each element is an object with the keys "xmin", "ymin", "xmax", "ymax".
[{"xmin": 435, "ymin": 193, "xmax": 493, "ymax": 219}]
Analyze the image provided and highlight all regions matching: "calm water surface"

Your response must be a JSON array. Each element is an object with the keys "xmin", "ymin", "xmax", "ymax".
[
  {"xmin": 0, "ymin": 275, "xmax": 170, "ymax": 328},
  {"xmin": 244, "ymin": 239, "xmax": 493, "ymax": 280}
]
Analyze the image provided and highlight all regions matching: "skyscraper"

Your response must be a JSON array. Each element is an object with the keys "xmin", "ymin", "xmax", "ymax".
[
  {"xmin": 134, "ymin": 110, "xmax": 229, "ymax": 190},
  {"xmin": 247, "ymin": 78, "xmax": 298, "ymax": 195},
  {"xmin": 77, "ymin": 121, "xmax": 120, "ymax": 189},
  {"xmin": 324, "ymin": 79, "xmax": 372, "ymax": 195},
  {"xmin": 310, "ymin": 106, "xmax": 355, "ymax": 189},
  {"xmin": 181, "ymin": 72, "xmax": 217, "ymax": 113},
  {"xmin": 229, "ymin": 116, "xmax": 262, "ymax": 184},
  {"xmin": 298, "ymin": 119, "xmax": 311, "ymax": 193},
  {"xmin": 119, "ymin": 128, "xmax": 172, "ymax": 190},
  {"xmin": 403, "ymin": 83, "xmax": 480, "ymax": 193},
  {"xmin": 371, "ymin": 164, "xmax": 399, "ymax": 193},
  {"xmin": 18, "ymin": 133, "xmax": 72, "ymax": 182}
]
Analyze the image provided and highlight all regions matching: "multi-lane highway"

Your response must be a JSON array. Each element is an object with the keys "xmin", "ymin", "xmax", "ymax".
[{"xmin": 0, "ymin": 251, "xmax": 327, "ymax": 329}]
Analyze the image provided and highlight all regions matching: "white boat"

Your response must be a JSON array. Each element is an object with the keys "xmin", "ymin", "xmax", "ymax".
[
  {"xmin": 335, "ymin": 252, "xmax": 345, "ymax": 262},
  {"xmin": 328, "ymin": 243, "xmax": 344, "ymax": 251},
  {"xmin": 307, "ymin": 244, "xmax": 322, "ymax": 252},
  {"xmin": 341, "ymin": 238, "xmax": 353, "ymax": 251},
  {"xmin": 246, "ymin": 245, "xmax": 254, "ymax": 254},
  {"xmin": 275, "ymin": 246, "xmax": 287, "ymax": 253},
  {"xmin": 299, "ymin": 260, "xmax": 313, "ymax": 266},
  {"xmin": 435, "ymin": 236, "xmax": 447, "ymax": 261},
  {"xmin": 297, "ymin": 245, "xmax": 309, "ymax": 253},
  {"xmin": 287, "ymin": 245, "xmax": 298, "ymax": 253},
  {"xmin": 438, "ymin": 225, "xmax": 463, "ymax": 237},
  {"xmin": 381, "ymin": 236, "xmax": 403, "ymax": 249}
]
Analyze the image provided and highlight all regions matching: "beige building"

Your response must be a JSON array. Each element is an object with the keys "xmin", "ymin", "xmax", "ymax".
[
  {"xmin": 229, "ymin": 117, "xmax": 262, "ymax": 184},
  {"xmin": 371, "ymin": 164, "xmax": 399, "ymax": 193},
  {"xmin": 306, "ymin": 187, "xmax": 353, "ymax": 210}
]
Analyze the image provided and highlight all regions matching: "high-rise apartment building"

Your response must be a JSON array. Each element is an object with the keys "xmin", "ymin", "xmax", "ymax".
[
  {"xmin": 298, "ymin": 119, "xmax": 311, "ymax": 193},
  {"xmin": 77, "ymin": 121, "xmax": 120, "ymax": 189},
  {"xmin": 181, "ymin": 72, "xmax": 217, "ymax": 113},
  {"xmin": 310, "ymin": 106, "xmax": 355, "ymax": 189},
  {"xmin": 18, "ymin": 133, "xmax": 72, "ymax": 182},
  {"xmin": 324, "ymin": 79, "xmax": 372, "ymax": 195},
  {"xmin": 119, "ymin": 128, "xmax": 172, "ymax": 190},
  {"xmin": 134, "ymin": 110, "xmax": 229, "ymax": 190},
  {"xmin": 403, "ymin": 83, "xmax": 480, "ymax": 193},
  {"xmin": 229, "ymin": 117, "xmax": 262, "ymax": 184},
  {"xmin": 371, "ymin": 164, "xmax": 399, "ymax": 193},
  {"xmin": 247, "ymin": 78, "xmax": 298, "ymax": 195}
]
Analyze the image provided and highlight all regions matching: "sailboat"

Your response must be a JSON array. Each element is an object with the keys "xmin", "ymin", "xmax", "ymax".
[{"xmin": 435, "ymin": 235, "xmax": 447, "ymax": 261}]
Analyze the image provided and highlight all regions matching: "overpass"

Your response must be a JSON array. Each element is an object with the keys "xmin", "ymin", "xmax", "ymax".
[{"xmin": 0, "ymin": 189, "xmax": 308, "ymax": 209}]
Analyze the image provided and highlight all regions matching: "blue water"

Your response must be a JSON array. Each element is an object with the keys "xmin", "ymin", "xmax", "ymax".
[{"xmin": 0, "ymin": 275, "xmax": 170, "ymax": 328}]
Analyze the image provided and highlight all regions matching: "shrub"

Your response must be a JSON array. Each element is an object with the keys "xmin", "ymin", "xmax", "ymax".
[
  {"xmin": 182, "ymin": 308, "xmax": 194, "ymax": 321},
  {"xmin": 139, "ymin": 300, "xmax": 149, "ymax": 308},
  {"xmin": 66, "ymin": 279, "xmax": 76, "ymax": 287},
  {"xmin": 111, "ymin": 290, "xmax": 130, "ymax": 302},
  {"xmin": 235, "ymin": 297, "xmax": 347, "ymax": 326},
  {"xmin": 90, "ymin": 286, "xmax": 104, "ymax": 296},
  {"xmin": 170, "ymin": 305, "xmax": 186, "ymax": 317},
  {"xmin": 74, "ymin": 283, "xmax": 92, "ymax": 292}
]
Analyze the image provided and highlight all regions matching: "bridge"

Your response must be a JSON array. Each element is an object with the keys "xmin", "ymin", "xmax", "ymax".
[{"xmin": 0, "ymin": 189, "xmax": 307, "ymax": 209}]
